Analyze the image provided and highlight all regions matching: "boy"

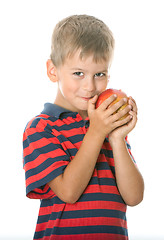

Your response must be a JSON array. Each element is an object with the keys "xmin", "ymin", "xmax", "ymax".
[{"xmin": 23, "ymin": 15, "xmax": 144, "ymax": 240}]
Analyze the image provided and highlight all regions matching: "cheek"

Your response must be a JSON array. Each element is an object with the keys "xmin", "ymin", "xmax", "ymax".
[
  {"xmin": 96, "ymin": 79, "xmax": 108, "ymax": 92},
  {"xmin": 59, "ymin": 79, "xmax": 79, "ymax": 96}
]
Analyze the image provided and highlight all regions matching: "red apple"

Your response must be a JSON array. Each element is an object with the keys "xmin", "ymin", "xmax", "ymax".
[{"xmin": 96, "ymin": 88, "xmax": 129, "ymax": 120}]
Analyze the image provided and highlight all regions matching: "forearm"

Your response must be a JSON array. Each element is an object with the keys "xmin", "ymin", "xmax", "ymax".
[
  {"xmin": 111, "ymin": 139, "xmax": 144, "ymax": 206},
  {"xmin": 48, "ymin": 95, "xmax": 137, "ymax": 204},
  {"xmin": 48, "ymin": 127, "xmax": 105, "ymax": 203}
]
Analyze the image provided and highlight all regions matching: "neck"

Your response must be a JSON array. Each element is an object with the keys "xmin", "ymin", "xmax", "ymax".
[
  {"xmin": 78, "ymin": 110, "xmax": 88, "ymax": 120},
  {"xmin": 54, "ymin": 90, "xmax": 88, "ymax": 120}
]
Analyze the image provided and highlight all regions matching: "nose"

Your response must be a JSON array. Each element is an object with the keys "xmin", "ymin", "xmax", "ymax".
[{"xmin": 82, "ymin": 77, "xmax": 95, "ymax": 92}]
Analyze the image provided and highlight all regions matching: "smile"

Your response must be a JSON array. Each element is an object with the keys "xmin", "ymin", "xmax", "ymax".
[{"xmin": 81, "ymin": 96, "xmax": 93, "ymax": 101}]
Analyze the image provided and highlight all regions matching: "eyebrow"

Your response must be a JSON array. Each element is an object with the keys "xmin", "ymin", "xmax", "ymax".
[
  {"xmin": 71, "ymin": 68, "xmax": 108, "ymax": 73},
  {"xmin": 71, "ymin": 68, "xmax": 84, "ymax": 71}
]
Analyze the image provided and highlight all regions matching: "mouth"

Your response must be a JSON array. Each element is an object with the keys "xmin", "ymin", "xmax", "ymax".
[{"xmin": 81, "ymin": 96, "xmax": 93, "ymax": 101}]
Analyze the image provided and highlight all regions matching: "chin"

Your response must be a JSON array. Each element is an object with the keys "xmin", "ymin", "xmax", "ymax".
[{"xmin": 79, "ymin": 106, "xmax": 88, "ymax": 112}]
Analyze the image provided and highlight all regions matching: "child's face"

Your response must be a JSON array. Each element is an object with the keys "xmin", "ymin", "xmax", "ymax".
[{"xmin": 54, "ymin": 50, "xmax": 110, "ymax": 118}]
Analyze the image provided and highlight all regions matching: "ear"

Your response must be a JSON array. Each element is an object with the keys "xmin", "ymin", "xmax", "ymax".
[{"xmin": 46, "ymin": 59, "xmax": 58, "ymax": 82}]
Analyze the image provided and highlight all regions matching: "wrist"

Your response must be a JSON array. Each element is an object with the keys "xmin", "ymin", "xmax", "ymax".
[
  {"xmin": 109, "ymin": 136, "xmax": 126, "ymax": 150},
  {"xmin": 88, "ymin": 125, "xmax": 105, "ymax": 143}
]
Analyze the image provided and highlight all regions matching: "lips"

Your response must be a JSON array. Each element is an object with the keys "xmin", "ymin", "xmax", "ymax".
[{"xmin": 81, "ymin": 96, "xmax": 93, "ymax": 101}]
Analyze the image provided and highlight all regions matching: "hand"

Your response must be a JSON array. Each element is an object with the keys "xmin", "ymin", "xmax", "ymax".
[
  {"xmin": 87, "ymin": 94, "xmax": 133, "ymax": 140},
  {"xmin": 109, "ymin": 96, "xmax": 138, "ymax": 144}
]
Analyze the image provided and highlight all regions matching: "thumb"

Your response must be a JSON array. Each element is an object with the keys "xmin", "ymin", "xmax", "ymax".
[{"xmin": 88, "ymin": 95, "xmax": 98, "ymax": 112}]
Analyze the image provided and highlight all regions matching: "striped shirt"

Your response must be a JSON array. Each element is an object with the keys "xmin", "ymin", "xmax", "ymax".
[{"xmin": 23, "ymin": 103, "xmax": 134, "ymax": 240}]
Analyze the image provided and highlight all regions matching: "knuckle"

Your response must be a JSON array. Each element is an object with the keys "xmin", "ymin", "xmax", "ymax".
[
  {"xmin": 112, "ymin": 99, "xmax": 127, "ymax": 112},
  {"xmin": 117, "ymin": 104, "xmax": 130, "ymax": 116},
  {"xmin": 110, "ymin": 94, "xmax": 117, "ymax": 100},
  {"xmin": 115, "ymin": 110, "xmax": 124, "ymax": 119},
  {"xmin": 105, "ymin": 94, "xmax": 117, "ymax": 105}
]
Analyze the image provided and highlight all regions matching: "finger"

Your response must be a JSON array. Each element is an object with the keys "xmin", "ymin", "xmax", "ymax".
[
  {"xmin": 129, "ymin": 110, "xmax": 138, "ymax": 125},
  {"xmin": 113, "ymin": 114, "xmax": 132, "ymax": 129},
  {"xmin": 111, "ymin": 104, "xmax": 131, "ymax": 121},
  {"xmin": 127, "ymin": 111, "xmax": 137, "ymax": 130},
  {"xmin": 97, "ymin": 94, "xmax": 117, "ymax": 111},
  {"xmin": 128, "ymin": 97, "xmax": 137, "ymax": 113},
  {"xmin": 129, "ymin": 110, "xmax": 137, "ymax": 118},
  {"xmin": 106, "ymin": 97, "xmax": 128, "ymax": 116},
  {"xmin": 128, "ymin": 96, "xmax": 136, "ymax": 105},
  {"xmin": 88, "ymin": 95, "xmax": 98, "ymax": 112}
]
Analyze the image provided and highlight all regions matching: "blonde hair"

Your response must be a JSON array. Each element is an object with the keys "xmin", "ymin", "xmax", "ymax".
[{"xmin": 50, "ymin": 15, "xmax": 115, "ymax": 66}]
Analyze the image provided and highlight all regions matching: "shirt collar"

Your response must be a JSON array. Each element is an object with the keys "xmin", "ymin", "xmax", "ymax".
[{"xmin": 41, "ymin": 103, "xmax": 75, "ymax": 119}]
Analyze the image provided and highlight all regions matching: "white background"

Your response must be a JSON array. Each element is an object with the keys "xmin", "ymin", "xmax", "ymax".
[{"xmin": 0, "ymin": 0, "xmax": 164, "ymax": 239}]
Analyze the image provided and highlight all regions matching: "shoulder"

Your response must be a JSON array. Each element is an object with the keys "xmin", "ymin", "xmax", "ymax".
[
  {"xmin": 25, "ymin": 114, "xmax": 57, "ymax": 132},
  {"xmin": 23, "ymin": 113, "xmax": 62, "ymax": 151},
  {"xmin": 23, "ymin": 114, "xmax": 58, "ymax": 143}
]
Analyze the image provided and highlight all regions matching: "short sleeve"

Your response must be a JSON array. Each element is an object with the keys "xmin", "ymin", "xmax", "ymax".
[{"xmin": 23, "ymin": 117, "xmax": 70, "ymax": 199}]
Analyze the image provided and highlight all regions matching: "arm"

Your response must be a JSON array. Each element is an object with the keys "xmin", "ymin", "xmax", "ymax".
[
  {"xmin": 48, "ymin": 126, "xmax": 104, "ymax": 204},
  {"xmin": 110, "ymin": 139, "xmax": 144, "ymax": 206},
  {"xmin": 109, "ymin": 97, "xmax": 144, "ymax": 206},
  {"xmin": 48, "ymin": 95, "xmax": 132, "ymax": 203}
]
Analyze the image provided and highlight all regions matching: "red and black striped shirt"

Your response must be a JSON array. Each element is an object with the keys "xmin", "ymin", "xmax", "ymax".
[{"xmin": 23, "ymin": 103, "xmax": 134, "ymax": 240}]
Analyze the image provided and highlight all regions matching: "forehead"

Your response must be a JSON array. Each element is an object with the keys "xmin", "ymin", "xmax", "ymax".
[{"xmin": 64, "ymin": 50, "xmax": 110, "ymax": 70}]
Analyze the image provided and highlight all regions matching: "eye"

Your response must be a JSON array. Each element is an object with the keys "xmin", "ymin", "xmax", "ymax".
[
  {"xmin": 73, "ymin": 72, "xmax": 84, "ymax": 77},
  {"xmin": 95, "ymin": 72, "xmax": 106, "ymax": 78}
]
